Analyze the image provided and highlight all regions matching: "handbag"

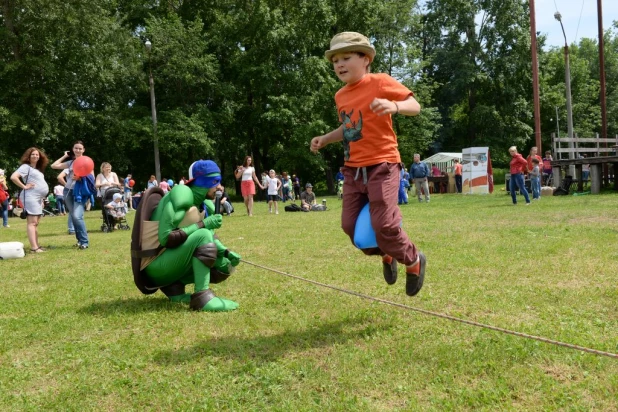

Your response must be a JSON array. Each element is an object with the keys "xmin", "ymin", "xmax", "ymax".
[{"xmin": 19, "ymin": 167, "xmax": 31, "ymax": 219}]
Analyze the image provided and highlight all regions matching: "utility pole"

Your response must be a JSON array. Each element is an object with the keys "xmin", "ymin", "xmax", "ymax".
[
  {"xmin": 529, "ymin": 0, "xmax": 542, "ymax": 153},
  {"xmin": 145, "ymin": 40, "xmax": 161, "ymax": 184}
]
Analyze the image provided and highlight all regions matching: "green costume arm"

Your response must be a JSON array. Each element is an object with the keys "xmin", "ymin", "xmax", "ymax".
[{"xmin": 214, "ymin": 238, "xmax": 227, "ymax": 255}]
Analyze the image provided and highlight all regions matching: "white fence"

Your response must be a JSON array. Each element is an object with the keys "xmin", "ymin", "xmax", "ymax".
[{"xmin": 551, "ymin": 133, "xmax": 618, "ymax": 159}]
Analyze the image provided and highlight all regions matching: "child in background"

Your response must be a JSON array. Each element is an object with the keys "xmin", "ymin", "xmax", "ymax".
[
  {"xmin": 310, "ymin": 31, "xmax": 426, "ymax": 297},
  {"xmin": 530, "ymin": 158, "xmax": 541, "ymax": 200},
  {"xmin": 266, "ymin": 169, "xmax": 282, "ymax": 215},
  {"xmin": 106, "ymin": 193, "xmax": 127, "ymax": 218},
  {"xmin": 542, "ymin": 151, "xmax": 553, "ymax": 185},
  {"xmin": 398, "ymin": 168, "xmax": 409, "ymax": 205}
]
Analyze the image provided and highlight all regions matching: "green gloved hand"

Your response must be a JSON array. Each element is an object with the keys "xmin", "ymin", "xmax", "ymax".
[
  {"xmin": 203, "ymin": 214, "xmax": 223, "ymax": 230},
  {"xmin": 227, "ymin": 250, "xmax": 241, "ymax": 266}
]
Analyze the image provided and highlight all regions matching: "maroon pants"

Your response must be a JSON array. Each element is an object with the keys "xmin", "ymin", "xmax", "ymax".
[{"xmin": 341, "ymin": 162, "xmax": 418, "ymax": 266}]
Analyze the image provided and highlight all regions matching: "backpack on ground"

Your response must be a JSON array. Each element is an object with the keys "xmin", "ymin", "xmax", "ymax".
[{"xmin": 284, "ymin": 203, "xmax": 301, "ymax": 212}]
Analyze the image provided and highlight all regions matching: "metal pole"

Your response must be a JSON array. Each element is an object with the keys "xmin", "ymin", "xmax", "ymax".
[
  {"xmin": 597, "ymin": 0, "xmax": 607, "ymax": 145},
  {"xmin": 149, "ymin": 70, "xmax": 161, "ymax": 184},
  {"xmin": 555, "ymin": 12, "xmax": 576, "ymax": 175},
  {"xmin": 529, "ymin": 0, "xmax": 542, "ymax": 153}
]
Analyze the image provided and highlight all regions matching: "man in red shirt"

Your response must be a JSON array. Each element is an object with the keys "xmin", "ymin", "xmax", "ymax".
[{"xmin": 509, "ymin": 146, "xmax": 531, "ymax": 205}]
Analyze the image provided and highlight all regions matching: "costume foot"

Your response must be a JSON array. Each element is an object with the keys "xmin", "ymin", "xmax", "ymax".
[
  {"xmin": 168, "ymin": 293, "xmax": 191, "ymax": 304},
  {"xmin": 190, "ymin": 289, "xmax": 238, "ymax": 312},
  {"xmin": 202, "ymin": 297, "xmax": 239, "ymax": 312}
]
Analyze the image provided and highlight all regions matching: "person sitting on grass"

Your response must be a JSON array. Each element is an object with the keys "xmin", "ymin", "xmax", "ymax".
[{"xmin": 300, "ymin": 183, "xmax": 316, "ymax": 212}]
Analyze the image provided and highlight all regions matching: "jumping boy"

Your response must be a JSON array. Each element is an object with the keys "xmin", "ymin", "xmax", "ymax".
[{"xmin": 310, "ymin": 32, "xmax": 426, "ymax": 296}]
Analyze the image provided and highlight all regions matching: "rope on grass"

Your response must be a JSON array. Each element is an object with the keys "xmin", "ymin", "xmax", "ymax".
[{"xmin": 240, "ymin": 259, "xmax": 618, "ymax": 360}]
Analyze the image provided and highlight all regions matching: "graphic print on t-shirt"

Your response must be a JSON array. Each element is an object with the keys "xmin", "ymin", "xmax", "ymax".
[{"xmin": 340, "ymin": 109, "xmax": 363, "ymax": 161}]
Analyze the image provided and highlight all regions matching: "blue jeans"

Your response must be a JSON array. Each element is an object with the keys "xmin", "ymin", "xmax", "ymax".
[
  {"xmin": 64, "ymin": 188, "xmax": 88, "ymax": 246},
  {"xmin": 1, "ymin": 199, "xmax": 8, "ymax": 226},
  {"xmin": 509, "ymin": 173, "xmax": 530, "ymax": 204},
  {"xmin": 56, "ymin": 196, "xmax": 66, "ymax": 214},
  {"xmin": 530, "ymin": 176, "xmax": 540, "ymax": 199}
]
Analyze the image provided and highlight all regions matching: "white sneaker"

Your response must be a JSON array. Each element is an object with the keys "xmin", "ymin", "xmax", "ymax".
[
  {"xmin": 275, "ymin": 211, "xmax": 279, "ymax": 215},
  {"xmin": 3, "ymin": 225, "xmax": 9, "ymax": 228}
]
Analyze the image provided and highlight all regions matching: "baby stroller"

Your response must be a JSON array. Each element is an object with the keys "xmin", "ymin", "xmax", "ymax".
[{"xmin": 100, "ymin": 188, "xmax": 130, "ymax": 232}]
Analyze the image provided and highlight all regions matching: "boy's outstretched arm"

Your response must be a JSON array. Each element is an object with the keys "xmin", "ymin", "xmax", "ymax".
[
  {"xmin": 310, "ymin": 125, "xmax": 344, "ymax": 153},
  {"xmin": 370, "ymin": 96, "xmax": 421, "ymax": 117}
]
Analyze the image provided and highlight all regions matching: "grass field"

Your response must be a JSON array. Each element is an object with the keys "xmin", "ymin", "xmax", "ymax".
[{"xmin": 1, "ymin": 191, "xmax": 617, "ymax": 410}]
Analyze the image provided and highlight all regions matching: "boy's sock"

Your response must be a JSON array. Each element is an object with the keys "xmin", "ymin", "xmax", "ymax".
[
  {"xmin": 382, "ymin": 255, "xmax": 398, "ymax": 285},
  {"xmin": 405, "ymin": 252, "xmax": 426, "ymax": 297}
]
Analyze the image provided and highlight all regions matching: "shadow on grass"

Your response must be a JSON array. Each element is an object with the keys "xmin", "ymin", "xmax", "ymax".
[
  {"xmin": 78, "ymin": 296, "xmax": 182, "ymax": 316},
  {"xmin": 154, "ymin": 315, "xmax": 392, "ymax": 365}
]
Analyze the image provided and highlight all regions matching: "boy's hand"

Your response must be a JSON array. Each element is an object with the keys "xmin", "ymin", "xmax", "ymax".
[
  {"xmin": 310, "ymin": 136, "xmax": 324, "ymax": 153},
  {"xmin": 369, "ymin": 98, "xmax": 398, "ymax": 116}
]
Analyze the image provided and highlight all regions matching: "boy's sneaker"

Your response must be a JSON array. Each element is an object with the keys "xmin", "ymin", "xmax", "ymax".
[
  {"xmin": 382, "ymin": 256, "xmax": 398, "ymax": 285},
  {"xmin": 406, "ymin": 252, "xmax": 426, "ymax": 296},
  {"xmin": 78, "ymin": 244, "xmax": 88, "ymax": 250}
]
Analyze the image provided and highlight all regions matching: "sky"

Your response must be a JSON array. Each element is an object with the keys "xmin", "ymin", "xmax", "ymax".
[{"xmin": 532, "ymin": 0, "xmax": 617, "ymax": 48}]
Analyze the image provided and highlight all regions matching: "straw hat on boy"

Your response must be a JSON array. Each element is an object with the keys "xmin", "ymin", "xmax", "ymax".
[{"xmin": 324, "ymin": 32, "xmax": 376, "ymax": 62}]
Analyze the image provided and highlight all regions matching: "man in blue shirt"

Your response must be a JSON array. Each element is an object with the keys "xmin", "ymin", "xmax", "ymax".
[{"xmin": 409, "ymin": 154, "xmax": 430, "ymax": 203}]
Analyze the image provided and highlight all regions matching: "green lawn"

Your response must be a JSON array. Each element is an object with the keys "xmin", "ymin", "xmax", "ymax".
[{"xmin": 1, "ymin": 191, "xmax": 617, "ymax": 411}]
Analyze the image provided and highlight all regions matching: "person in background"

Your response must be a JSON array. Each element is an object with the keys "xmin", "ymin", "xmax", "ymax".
[
  {"xmin": 335, "ymin": 167, "xmax": 344, "ymax": 184},
  {"xmin": 234, "ymin": 155, "xmax": 264, "ymax": 216},
  {"xmin": 260, "ymin": 171, "xmax": 268, "ymax": 202},
  {"xmin": 281, "ymin": 172, "xmax": 292, "ymax": 202},
  {"xmin": 508, "ymin": 146, "xmax": 531, "ymax": 206},
  {"xmin": 292, "ymin": 174, "xmax": 301, "ymax": 200},
  {"xmin": 159, "ymin": 178, "xmax": 169, "ymax": 193},
  {"xmin": 581, "ymin": 154, "xmax": 590, "ymax": 184},
  {"xmin": 453, "ymin": 158, "xmax": 463, "ymax": 193},
  {"xmin": 147, "ymin": 175, "xmax": 158, "ymax": 189},
  {"xmin": 529, "ymin": 158, "xmax": 541, "ymax": 200},
  {"xmin": 431, "ymin": 163, "xmax": 442, "ymax": 193},
  {"xmin": 0, "ymin": 169, "xmax": 10, "ymax": 227},
  {"xmin": 526, "ymin": 146, "xmax": 543, "ymax": 175},
  {"xmin": 11, "ymin": 147, "xmax": 50, "ymax": 252},
  {"xmin": 124, "ymin": 173, "xmax": 133, "ymax": 209},
  {"xmin": 410, "ymin": 154, "xmax": 430, "ymax": 203},
  {"xmin": 53, "ymin": 182, "xmax": 66, "ymax": 215},
  {"xmin": 542, "ymin": 151, "xmax": 553, "ymax": 186},
  {"xmin": 266, "ymin": 169, "xmax": 282, "ymax": 214},
  {"xmin": 299, "ymin": 183, "xmax": 316, "ymax": 212},
  {"xmin": 95, "ymin": 162, "xmax": 122, "ymax": 201},
  {"xmin": 51, "ymin": 140, "xmax": 91, "ymax": 249},
  {"xmin": 398, "ymin": 168, "xmax": 410, "ymax": 205},
  {"xmin": 216, "ymin": 184, "xmax": 234, "ymax": 216}
]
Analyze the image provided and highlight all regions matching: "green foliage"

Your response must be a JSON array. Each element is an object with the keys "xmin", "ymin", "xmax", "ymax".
[{"xmin": 0, "ymin": 0, "xmax": 616, "ymax": 191}]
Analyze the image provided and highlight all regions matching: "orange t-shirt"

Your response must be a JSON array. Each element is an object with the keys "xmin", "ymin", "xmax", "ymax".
[
  {"xmin": 335, "ymin": 73, "xmax": 413, "ymax": 167},
  {"xmin": 454, "ymin": 163, "xmax": 462, "ymax": 176}
]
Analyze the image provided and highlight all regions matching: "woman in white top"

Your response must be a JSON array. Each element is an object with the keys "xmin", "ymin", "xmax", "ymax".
[
  {"xmin": 10, "ymin": 147, "xmax": 50, "ymax": 252},
  {"xmin": 234, "ymin": 155, "xmax": 264, "ymax": 216},
  {"xmin": 95, "ymin": 162, "xmax": 122, "ymax": 200}
]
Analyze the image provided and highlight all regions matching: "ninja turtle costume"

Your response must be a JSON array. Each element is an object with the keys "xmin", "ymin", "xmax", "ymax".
[{"xmin": 131, "ymin": 160, "xmax": 241, "ymax": 312}]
